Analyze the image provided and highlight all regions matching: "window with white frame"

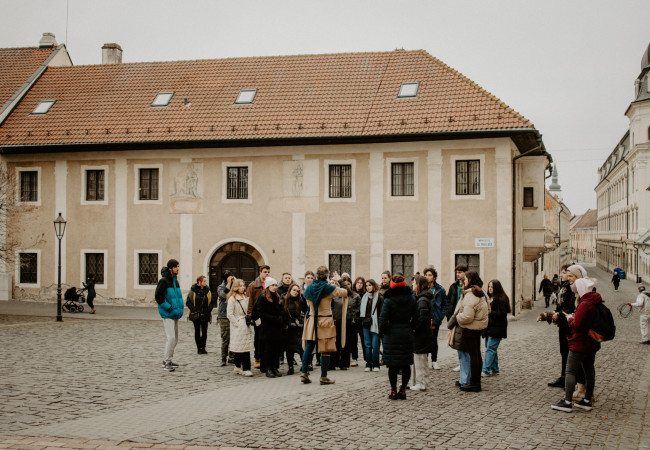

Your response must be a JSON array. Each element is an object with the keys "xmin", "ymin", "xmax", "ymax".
[
  {"xmin": 328, "ymin": 253, "xmax": 352, "ymax": 277},
  {"xmin": 138, "ymin": 252, "xmax": 159, "ymax": 285},
  {"xmin": 390, "ymin": 253, "xmax": 415, "ymax": 280},
  {"xmin": 139, "ymin": 168, "xmax": 159, "ymax": 200},
  {"xmin": 16, "ymin": 167, "xmax": 41, "ymax": 205},
  {"xmin": 227, "ymin": 166, "xmax": 248, "ymax": 199},
  {"xmin": 84, "ymin": 252, "xmax": 105, "ymax": 285},
  {"xmin": 456, "ymin": 160, "xmax": 480, "ymax": 195},
  {"xmin": 329, "ymin": 165, "xmax": 352, "ymax": 198},
  {"xmin": 455, "ymin": 253, "xmax": 480, "ymax": 274},
  {"xmin": 134, "ymin": 164, "xmax": 163, "ymax": 205},
  {"xmin": 391, "ymin": 162, "xmax": 415, "ymax": 196},
  {"xmin": 19, "ymin": 252, "xmax": 38, "ymax": 284}
]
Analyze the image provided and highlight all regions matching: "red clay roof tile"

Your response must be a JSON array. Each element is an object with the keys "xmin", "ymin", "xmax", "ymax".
[{"xmin": 0, "ymin": 47, "xmax": 56, "ymax": 111}]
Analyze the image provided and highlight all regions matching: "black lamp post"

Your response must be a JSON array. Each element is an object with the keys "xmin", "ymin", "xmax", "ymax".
[{"xmin": 54, "ymin": 213, "xmax": 66, "ymax": 322}]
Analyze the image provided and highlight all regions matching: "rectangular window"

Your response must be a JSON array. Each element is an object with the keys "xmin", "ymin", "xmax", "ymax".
[
  {"xmin": 85, "ymin": 253, "xmax": 105, "ymax": 285},
  {"xmin": 523, "ymin": 187, "xmax": 534, "ymax": 207},
  {"xmin": 391, "ymin": 163, "xmax": 414, "ymax": 196},
  {"xmin": 227, "ymin": 167, "xmax": 248, "ymax": 199},
  {"xmin": 86, "ymin": 170, "xmax": 105, "ymax": 201},
  {"xmin": 455, "ymin": 254, "xmax": 480, "ymax": 274},
  {"xmin": 329, "ymin": 164, "xmax": 352, "ymax": 198},
  {"xmin": 20, "ymin": 171, "xmax": 38, "ymax": 202},
  {"xmin": 391, "ymin": 254, "xmax": 414, "ymax": 280},
  {"xmin": 455, "ymin": 160, "xmax": 480, "ymax": 195},
  {"xmin": 19, "ymin": 253, "xmax": 38, "ymax": 284},
  {"xmin": 139, "ymin": 253, "xmax": 159, "ymax": 285},
  {"xmin": 328, "ymin": 254, "xmax": 352, "ymax": 277},
  {"xmin": 139, "ymin": 168, "xmax": 159, "ymax": 201}
]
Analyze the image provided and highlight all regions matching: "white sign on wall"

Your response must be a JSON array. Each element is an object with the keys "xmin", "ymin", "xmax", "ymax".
[{"xmin": 475, "ymin": 238, "xmax": 494, "ymax": 248}]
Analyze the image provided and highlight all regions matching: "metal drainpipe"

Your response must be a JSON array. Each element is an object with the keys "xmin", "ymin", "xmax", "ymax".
[{"xmin": 511, "ymin": 142, "xmax": 551, "ymax": 316}]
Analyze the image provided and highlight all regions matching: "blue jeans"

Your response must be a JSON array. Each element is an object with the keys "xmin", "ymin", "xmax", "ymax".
[
  {"xmin": 482, "ymin": 337, "xmax": 501, "ymax": 374},
  {"xmin": 362, "ymin": 327, "xmax": 381, "ymax": 369},
  {"xmin": 301, "ymin": 340, "xmax": 329, "ymax": 378},
  {"xmin": 457, "ymin": 350, "xmax": 470, "ymax": 385}
]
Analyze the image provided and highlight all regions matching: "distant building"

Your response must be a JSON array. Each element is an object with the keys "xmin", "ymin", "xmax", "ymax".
[
  {"xmin": 0, "ymin": 40, "xmax": 552, "ymax": 313},
  {"xmin": 595, "ymin": 43, "xmax": 650, "ymax": 283},
  {"xmin": 570, "ymin": 209, "xmax": 597, "ymax": 263}
]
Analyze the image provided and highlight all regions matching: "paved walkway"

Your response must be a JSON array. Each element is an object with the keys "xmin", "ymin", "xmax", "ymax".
[{"xmin": 1, "ymin": 264, "xmax": 648, "ymax": 449}]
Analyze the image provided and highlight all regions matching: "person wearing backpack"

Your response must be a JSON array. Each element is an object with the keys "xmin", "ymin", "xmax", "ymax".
[
  {"xmin": 551, "ymin": 278, "xmax": 601, "ymax": 413},
  {"xmin": 628, "ymin": 285, "xmax": 650, "ymax": 344}
]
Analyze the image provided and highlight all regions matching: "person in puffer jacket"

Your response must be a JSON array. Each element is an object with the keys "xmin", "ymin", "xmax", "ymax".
[{"xmin": 155, "ymin": 259, "xmax": 184, "ymax": 372}]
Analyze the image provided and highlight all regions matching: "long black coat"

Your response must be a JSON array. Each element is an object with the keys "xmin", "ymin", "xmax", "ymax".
[
  {"xmin": 485, "ymin": 297, "xmax": 509, "ymax": 339},
  {"xmin": 413, "ymin": 289, "xmax": 434, "ymax": 354},
  {"xmin": 185, "ymin": 284, "xmax": 214, "ymax": 323},
  {"xmin": 253, "ymin": 292, "xmax": 284, "ymax": 342},
  {"xmin": 379, "ymin": 286, "xmax": 418, "ymax": 366}
]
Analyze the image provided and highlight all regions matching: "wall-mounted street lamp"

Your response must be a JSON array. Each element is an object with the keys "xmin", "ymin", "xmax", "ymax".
[
  {"xmin": 53, "ymin": 213, "xmax": 66, "ymax": 322},
  {"xmin": 553, "ymin": 235, "xmax": 561, "ymax": 246}
]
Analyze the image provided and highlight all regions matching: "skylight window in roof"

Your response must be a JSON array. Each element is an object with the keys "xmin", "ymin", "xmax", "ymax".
[
  {"xmin": 235, "ymin": 89, "xmax": 257, "ymax": 104},
  {"xmin": 398, "ymin": 82, "xmax": 419, "ymax": 98},
  {"xmin": 31, "ymin": 100, "xmax": 55, "ymax": 114},
  {"xmin": 151, "ymin": 92, "xmax": 174, "ymax": 107}
]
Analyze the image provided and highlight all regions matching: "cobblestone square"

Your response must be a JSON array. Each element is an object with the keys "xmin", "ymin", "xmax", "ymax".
[{"xmin": 1, "ymin": 264, "xmax": 648, "ymax": 449}]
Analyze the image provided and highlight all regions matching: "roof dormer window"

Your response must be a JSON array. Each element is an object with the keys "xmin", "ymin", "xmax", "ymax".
[
  {"xmin": 235, "ymin": 89, "xmax": 257, "ymax": 104},
  {"xmin": 31, "ymin": 100, "xmax": 55, "ymax": 114},
  {"xmin": 151, "ymin": 92, "xmax": 174, "ymax": 107},
  {"xmin": 398, "ymin": 82, "xmax": 419, "ymax": 98}
]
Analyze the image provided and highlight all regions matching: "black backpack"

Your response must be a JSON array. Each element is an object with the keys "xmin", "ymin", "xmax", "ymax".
[{"xmin": 588, "ymin": 302, "xmax": 616, "ymax": 343}]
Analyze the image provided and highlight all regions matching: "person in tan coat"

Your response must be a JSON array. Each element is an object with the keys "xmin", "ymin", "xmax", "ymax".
[
  {"xmin": 455, "ymin": 271, "xmax": 489, "ymax": 392},
  {"xmin": 300, "ymin": 266, "xmax": 348, "ymax": 385}
]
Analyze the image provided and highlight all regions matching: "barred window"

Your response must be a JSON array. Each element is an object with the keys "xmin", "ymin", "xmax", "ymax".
[
  {"xmin": 391, "ymin": 254, "xmax": 414, "ymax": 280},
  {"xmin": 20, "ymin": 171, "xmax": 38, "ymax": 202},
  {"xmin": 139, "ymin": 169, "xmax": 159, "ymax": 200},
  {"xmin": 328, "ymin": 254, "xmax": 352, "ymax": 277},
  {"xmin": 19, "ymin": 253, "xmax": 37, "ymax": 284},
  {"xmin": 138, "ymin": 253, "xmax": 159, "ymax": 285},
  {"xmin": 391, "ymin": 162, "xmax": 414, "ymax": 196},
  {"xmin": 86, "ymin": 170, "xmax": 105, "ymax": 201},
  {"xmin": 455, "ymin": 160, "xmax": 480, "ymax": 195},
  {"xmin": 523, "ymin": 187, "xmax": 534, "ymax": 207},
  {"xmin": 455, "ymin": 254, "xmax": 480, "ymax": 274},
  {"xmin": 329, "ymin": 165, "xmax": 352, "ymax": 198},
  {"xmin": 227, "ymin": 167, "xmax": 248, "ymax": 199},
  {"xmin": 85, "ymin": 253, "xmax": 104, "ymax": 284}
]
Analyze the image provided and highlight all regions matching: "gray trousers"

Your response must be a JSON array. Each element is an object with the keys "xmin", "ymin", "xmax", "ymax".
[
  {"xmin": 163, "ymin": 318, "xmax": 179, "ymax": 363},
  {"xmin": 565, "ymin": 350, "xmax": 595, "ymax": 402},
  {"xmin": 218, "ymin": 318, "xmax": 231, "ymax": 360}
]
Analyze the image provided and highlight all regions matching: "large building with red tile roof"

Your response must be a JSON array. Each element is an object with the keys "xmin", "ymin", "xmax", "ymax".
[
  {"xmin": 0, "ymin": 39, "xmax": 552, "ymax": 313},
  {"xmin": 570, "ymin": 209, "xmax": 597, "ymax": 263}
]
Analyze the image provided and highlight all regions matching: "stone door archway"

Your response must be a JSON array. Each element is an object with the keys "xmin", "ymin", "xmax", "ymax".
[{"xmin": 208, "ymin": 242, "xmax": 265, "ymax": 298}]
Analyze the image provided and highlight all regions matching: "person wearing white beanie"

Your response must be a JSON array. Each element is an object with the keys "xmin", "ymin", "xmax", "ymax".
[{"xmin": 251, "ymin": 276, "xmax": 284, "ymax": 378}]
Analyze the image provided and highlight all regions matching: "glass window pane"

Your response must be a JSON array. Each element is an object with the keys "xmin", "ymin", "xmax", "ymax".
[
  {"xmin": 398, "ymin": 82, "xmax": 419, "ymax": 98},
  {"xmin": 151, "ymin": 92, "xmax": 173, "ymax": 107},
  {"xmin": 235, "ymin": 89, "xmax": 257, "ymax": 104},
  {"xmin": 31, "ymin": 100, "xmax": 55, "ymax": 114},
  {"xmin": 139, "ymin": 253, "xmax": 158, "ymax": 285},
  {"xmin": 85, "ymin": 253, "xmax": 104, "ymax": 284},
  {"xmin": 19, "ymin": 253, "xmax": 37, "ymax": 284}
]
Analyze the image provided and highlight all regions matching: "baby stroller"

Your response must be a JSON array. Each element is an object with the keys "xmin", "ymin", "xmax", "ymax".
[{"xmin": 63, "ymin": 287, "xmax": 85, "ymax": 313}]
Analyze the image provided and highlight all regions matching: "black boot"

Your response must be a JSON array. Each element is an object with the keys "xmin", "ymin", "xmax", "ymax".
[
  {"xmin": 221, "ymin": 358, "xmax": 227, "ymax": 366},
  {"xmin": 266, "ymin": 369, "xmax": 276, "ymax": 378},
  {"xmin": 548, "ymin": 377, "xmax": 565, "ymax": 388},
  {"xmin": 272, "ymin": 368, "xmax": 282, "ymax": 377},
  {"xmin": 287, "ymin": 365, "xmax": 295, "ymax": 375}
]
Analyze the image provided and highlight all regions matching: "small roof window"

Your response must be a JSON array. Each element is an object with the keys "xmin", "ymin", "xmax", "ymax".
[
  {"xmin": 151, "ymin": 92, "xmax": 174, "ymax": 107},
  {"xmin": 31, "ymin": 100, "xmax": 55, "ymax": 114},
  {"xmin": 235, "ymin": 89, "xmax": 257, "ymax": 104},
  {"xmin": 398, "ymin": 82, "xmax": 420, "ymax": 98}
]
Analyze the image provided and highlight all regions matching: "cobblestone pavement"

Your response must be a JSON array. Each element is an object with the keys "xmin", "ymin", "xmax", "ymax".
[{"xmin": 1, "ymin": 264, "xmax": 648, "ymax": 449}]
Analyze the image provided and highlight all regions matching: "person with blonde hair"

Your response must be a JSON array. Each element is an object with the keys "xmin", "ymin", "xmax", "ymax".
[{"xmin": 226, "ymin": 278, "xmax": 254, "ymax": 376}]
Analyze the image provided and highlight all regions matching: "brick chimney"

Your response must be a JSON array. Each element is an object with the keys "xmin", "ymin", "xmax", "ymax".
[
  {"xmin": 39, "ymin": 32, "xmax": 57, "ymax": 49},
  {"xmin": 102, "ymin": 43, "xmax": 123, "ymax": 64}
]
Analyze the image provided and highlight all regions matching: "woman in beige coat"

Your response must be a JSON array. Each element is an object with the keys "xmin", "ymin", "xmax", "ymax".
[
  {"xmin": 226, "ymin": 279, "xmax": 255, "ymax": 376},
  {"xmin": 455, "ymin": 271, "xmax": 489, "ymax": 392},
  {"xmin": 300, "ymin": 266, "xmax": 348, "ymax": 385}
]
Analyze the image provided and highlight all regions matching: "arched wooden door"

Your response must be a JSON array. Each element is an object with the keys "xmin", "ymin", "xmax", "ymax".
[{"xmin": 209, "ymin": 250, "xmax": 259, "ymax": 298}]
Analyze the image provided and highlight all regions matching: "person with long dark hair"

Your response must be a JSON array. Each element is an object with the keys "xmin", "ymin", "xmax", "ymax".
[
  {"xmin": 454, "ymin": 271, "xmax": 489, "ymax": 392},
  {"xmin": 282, "ymin": 283, "xmax": 305, "ymax": 375},
  {"xmin": 482, "ymin": 279, "xmax": 510, "ymax": 376},
  {"xmin": 548, "ymin": 264, "xmax": 576, "ymax": 388},
  {"xmin": 379, "ymin": 274, "xmax": 418, "ymax": 400},
  {"xmin": 411, "ymin": 275, "xmax": 433, "ymax": 391},
  {"xmin": 351, "ymin": 276, "xmax": 366, "ymax": 366},
  {"xmin": 186, "ymin": 275, "xmax": 214, "ymax": 354},
  {"xmin": 252, "ymin": 277, "xmax": 284, "ymax": 378},
  {"xmin": 360, "ymin": 279, "xmax": 383, "ymax": 372}
]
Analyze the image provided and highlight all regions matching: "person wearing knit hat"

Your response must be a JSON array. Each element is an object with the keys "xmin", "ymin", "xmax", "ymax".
[
  {"xmin": 551, "ymin": 276, "xmax": 603, "ymax": 413},
  {"xmin": 251, "ymin": 276, "xmax": 284, "ymax": 378}
]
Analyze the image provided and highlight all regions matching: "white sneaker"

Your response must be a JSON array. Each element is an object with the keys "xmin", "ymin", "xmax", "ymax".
[
  {"xmin": 409, "ymin": 384, "xmax": 426, "ymax": 391},
  {"xmin": 453, "ymin": 365, "xmax": 460, "ymax": 372},
  {"xmin": 364, "ymin": 367, "xmax": 371, "ymax": 372},
  {"xmin": 372, "ymin": 367, "xmax": 380, "ymax": 372},
  {"xmin": 242, "ymin": 370, "xmax": 254, "ymax": 377},
  {"xmin": 350, "ymin": 360, "xmax": 359, "ymax": 367},
  {"xmin": 233, "ymin": 367, "xmax": 243, "ymax": 375},
  {"xmin": 428, "ymin": 361, "xmax": 434, "ymax": 369},
  {"xmin": 432, "ymin": 362, "xmax": 441, "ymax": 370}
]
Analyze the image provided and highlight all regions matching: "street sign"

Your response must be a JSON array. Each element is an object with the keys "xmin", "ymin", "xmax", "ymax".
[{"xmin": 475, "ymin": 238, "xmax": 494, "ymax": 248}]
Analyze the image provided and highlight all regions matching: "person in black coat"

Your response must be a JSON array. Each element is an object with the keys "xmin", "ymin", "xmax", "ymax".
[
  {"xmin": 83, "ymin": 274, "xmax": 97, "ymax": 314},
  {"xmin": 446, "ymin": 263, "xmax": 468, "ymax": 321},
  {"xmin": 411, "ymin": 276, "xmax": 434, "ymax": 391},
  {"xmin": 548, "ymin": 264, "xmax": 577, "ymax": 388},
  {"xmin": 539, "ymin": 275, "xmax": 554, "ymax": 308},
  {"xmin": 379, "ymin": 274, "xmax": 419, "ymax": 400},
  {"xmin": 482, "ymin": 279, "xmax": 510, "ymax": 376},
  {"xmin": 185, "ymin": 275, "xmax": 214, "ymax": 354},
  {"xmin": 281, "ymin": 283, "xmax": 305, "ymax": 375},
  {"xmin": 252, "ymin": 278, "xmax": 284, "ymax": 378}
]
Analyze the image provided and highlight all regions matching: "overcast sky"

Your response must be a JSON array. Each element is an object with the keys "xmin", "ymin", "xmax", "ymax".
[{"xmin": 1, "ymin": 0, "xmax": 649, "ymax": 215}]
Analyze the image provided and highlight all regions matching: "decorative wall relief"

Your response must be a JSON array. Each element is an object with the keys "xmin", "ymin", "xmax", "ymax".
[
  {"xmin": 170, "ymin": 162, "xmax": 203, "ymax": 213},
  {"xmin": 282, "ymin": 160, "xmax": 319, "ymax": 213}
]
